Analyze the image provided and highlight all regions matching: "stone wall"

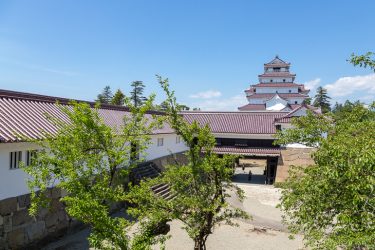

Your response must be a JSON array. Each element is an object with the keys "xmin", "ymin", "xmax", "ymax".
[
  {"xmin": 275, "ymin": 147, "xmax": 316, "ymax": 183},
  {"xmin": 0, "ymin": 189, "xmax": 77, "ymax": 250},
  {"xmin": 151, "ymin": 151, "xmax": 188, "ymax": 171}
]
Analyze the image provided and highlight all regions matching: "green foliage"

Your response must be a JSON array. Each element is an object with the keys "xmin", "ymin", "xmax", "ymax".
[
  {"xmin": 127, "ymin": 76, "xmax": 249, "ymax": 250},
  {"xmin": 349, "ymin": 52, "xmax": 375, "ymax": 71},
  {"xmin": 332, "ymin": 100, "xmax": 367, "ymax": 121},
  {"xmin": 23, "ymin": 96, "xmax": 158, "ymax": 249},
  {"xmin": 111, "ymin": 89, "xmax": 125, "ymax": 106},
  {"xmin": 276, "ymin": 102, "xmax": 375, "ymax": 249},
  {"xmin": 275, "ymin": 110, "xmax": 331, "ymax": 147},
  {"xmin": 97, "ymin": 85, "xmax": 113, "ymax": 104},
  {"xmin": 177, "ymin": 104, "xmax": 190, "ymax": 111},
  {"xmin": 313, "ymin": 86, "xmax": 331, "ymax": 113},
  {"xmin": 130, "ymin": 81, "xmax": 148, "ymax": 107},
  {"xmin": 154, "ymin": 101, "xmax": 190, "ymax": 111},
  {"xmin": 302, "ymin": 97, "xmax": 311, "ymax": 105}
]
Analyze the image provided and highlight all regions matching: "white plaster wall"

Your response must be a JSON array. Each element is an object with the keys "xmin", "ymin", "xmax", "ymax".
[
  {"xmin": 259, "ymin": 78, "xmax": 293, "ymax": 83},
  {"xmin": 248, "ymin": 97, "xmax": 306, "ymax": 105},
  {"xmin": 248, "ymin": 98, "xmax": 266, "ymax": 104},
  {"xmin": 0, "ymin": 134, "xmax": 188, "ymax": 200},
  {"xmin": 0, "ymin": 142, "xmax": 39, "ymax": 200},
  {"xmin": 256, "ymin": 87, "xmax": 298, "ymax": 94},
  {"xmin": 266, "ymin": 68, "xmax": 288, "ymax": 72},
  {"xmin": 287, "ymin": 98, "xmax": 305, "ymax": 104},
  {"xmin": 143, "ymin": 133, "xmax": 188, "ymax": 161}
]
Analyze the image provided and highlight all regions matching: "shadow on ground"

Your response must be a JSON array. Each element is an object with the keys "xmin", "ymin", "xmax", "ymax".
[{"xmin": 232, "ymin": 173, "xmax": 266, "ymax": 185}]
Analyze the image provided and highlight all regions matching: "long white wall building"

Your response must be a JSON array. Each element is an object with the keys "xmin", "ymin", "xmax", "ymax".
[{"xmin": 0, "ymin": 90, "xmax": 188, "ymax": 201}]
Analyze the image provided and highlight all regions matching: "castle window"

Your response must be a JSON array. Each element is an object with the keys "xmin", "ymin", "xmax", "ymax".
[
  {"xmin": 254, "ymin": 88, "xmax": 256, "ymax": 93},
  {"xmin": 283, "ymin": 79, "xmax": 286, "ymax": 82},
  {"xmin": 176, "ymin": 136, "xmax": 181, "ymax": 144},
  {"xmin": 295, "ymin": 101, "xmax": 298, "ymax": 104},
  {"xmin": 157, "ymin": 138, "xmax": 164, "ymax": 147},
  {"xmin": 10, "ymin": 151, "xmax": 22, "ymax": 169},
  {"xmin": 270, "ymin": 79, "xmax": 273, "ymax": 82},
  {"xmin": 289, "ymin": 90, "xmax": 291, "ymax": 93},
  {"xmin": 273, "ymin": 67, "xmax": 280, "ymax": 72},
  {"xmin": 26, "ymin": 150, "xmax": 37, "ymax": 166}
]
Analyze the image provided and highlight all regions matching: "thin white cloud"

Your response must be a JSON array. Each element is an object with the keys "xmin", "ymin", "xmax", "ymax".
[
  {"xmin": 303, "ymin": 78, "xmax": 321, "ymax": 91},
  {"xmin": 324, "ymin": 74, "xmax": 375, "ymax": 97},
  {"xmin": 189, "ymin": 90, "xmax": 222, "ymax": 99},
  {"xmin": 30, "ymin": 65, "xmax": 79, "ymax": 76},
  {"xmin": 191, "ymin": 94, "xmax": 247, "ymax": 111},
  {"xmin": 0, "ymin": 58, "xmax": 80, "ymax": 76}
]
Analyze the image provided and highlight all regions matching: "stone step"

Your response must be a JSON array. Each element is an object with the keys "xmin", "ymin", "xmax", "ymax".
[{"xmin": 152, "ymin": 183, "xmax": 169, "ymax": 193}]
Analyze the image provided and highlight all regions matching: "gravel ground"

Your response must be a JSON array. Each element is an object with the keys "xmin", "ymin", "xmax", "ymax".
[{"xmin": 43, "ymin": 168, "xmax": 305, "ymax": 250}]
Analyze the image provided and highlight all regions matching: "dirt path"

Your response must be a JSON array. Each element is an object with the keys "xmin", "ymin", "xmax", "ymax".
[{"xmin": 43, "ymin": 183, "xmax": 304, "ymax": 250}]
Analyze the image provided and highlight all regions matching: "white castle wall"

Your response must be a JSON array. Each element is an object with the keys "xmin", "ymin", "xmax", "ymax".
[
  {"xmin": 143, "ymin": 134, "xmax": 188, "ymax": 162},
  {"xmin": 248, "ymin": 96, "xmax": 305, "ymax": 105},
  {"xmin": 0, "ymin": 134, "xmax": 188, "ymax": 201},
  {"xmin": 255, "ymin": 87, "xmax": 298, "ymax": 94},
  {"xmin": 259, "ymin": 78, "xmax": 293, "ymax": 83},
  {"xmin": 0, "ymin": 142, "xmax": 39, "ymax": 200}
]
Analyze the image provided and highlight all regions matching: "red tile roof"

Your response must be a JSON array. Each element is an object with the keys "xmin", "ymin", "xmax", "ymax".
[
  {"xmin": 274, "ymin": 104, "xmax": 321, "ymax": 123},
  {"xmin": 258, "ymin": 72, "xmax": 296, "ymax": 78},
  {"xmin": 250, "ymin": 83, "xmax": 302, "ymax": 87},
  {"xmin": 246, "ymin": 93, "xmax": 308, "ymax": 99},
  {"xmin": 181, "ymin": 111, "xmax": 286, "ymax": 134},
  {"xmin": 0, "ymin": 89, "xmax": 173, "ymax": 142},
  {"xmin": 212, "ymin": 146, "xmax": 281, "ymax": 156},
  {"xmin": 237, "ymin": 104, "xmax": 266, "ymax": 111}
]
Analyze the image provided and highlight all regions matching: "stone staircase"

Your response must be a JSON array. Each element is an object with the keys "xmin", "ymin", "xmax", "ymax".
[{"xmin": 130, "ymin": 162, "xmax": 175, "ymax": 200}]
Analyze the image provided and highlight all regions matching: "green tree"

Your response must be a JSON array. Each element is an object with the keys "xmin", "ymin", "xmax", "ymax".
[
  {"xmin": 128, "ymin": 76, "xmax": 249, "ymax": 250},
  {"xmin": 313, "ymin": 86, "xmax": 331, "ymax": 113},
  {"xmin": 275, "ymin": 104, "xmax": 375, "ymax": 249},
  {"xmin": 111, "ymin": 89, "xmax": 125, "ymax": 106},
  {"xmin": 332, "ymin": 100, "xmax": 364, "ymax": 121},
  {"xmin": 349, "ymin": 52, "xmax": 375, "ymax": 71},
  {"xmin": 130, "ymin": 81, "xmax": 148, "ymax": 107},
  {"xmin": 302, "ymin": 97, "xmax": 312, "ymax": 105},
  {"xmin": 274, "ymin": 52, "xmax": 375, "ymax": 249},
  {"xmin": 23, "ymin": 97, "xmax": 159, "ymax": 249},
  {"xmin": 177, "ymin": 104, "xmax": 190, "ymax": 111},
  {"xmin": 96, "ymin": 85, "xmax": 113, "ymax": 104}
]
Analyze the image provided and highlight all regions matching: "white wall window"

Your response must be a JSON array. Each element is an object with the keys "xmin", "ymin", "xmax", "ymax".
[
  {"xmin": 26, "ymin": 150, "xmax": 37, "ymax": 166},
  {"xmin": 176, "ymin": 136, "xmax": 181, "ymax": 144},
  {"xmin": 157, "ymin": 138, "xmax": 164, "ymax": 147},
  {"xmin": 10, "ymin": 151, "xmax": 22, "ymax": 169}
]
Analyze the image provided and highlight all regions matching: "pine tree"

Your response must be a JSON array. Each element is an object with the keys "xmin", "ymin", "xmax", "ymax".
[
  {"xmin": 130, "ymin": 81, "xmax": 148, "ymax": 107},
  {"xmin": 313, "ymin": 86, "xmax": 331, "ymax": 113},
  {"xmin": 111, "ymin": 89, "xmax": 125, "ymax": 106},
  {"xmin": 96, "ymin": 86, "xmax": 113, "ymax": 104}
]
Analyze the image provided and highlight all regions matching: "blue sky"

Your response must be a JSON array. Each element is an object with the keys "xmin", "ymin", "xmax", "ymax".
[{"xmin": 0, "ymin": 0, "xmax": 374, "ymax": 110}]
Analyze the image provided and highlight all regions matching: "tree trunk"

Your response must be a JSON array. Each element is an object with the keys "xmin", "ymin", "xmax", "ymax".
[{"xmin": 194, "ymin": 237, "xmax": 206, "ymax": 250}]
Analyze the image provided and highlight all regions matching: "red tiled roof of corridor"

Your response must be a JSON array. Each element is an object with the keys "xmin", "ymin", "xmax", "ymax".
[
  {"xmin": 212, "ymin": 146, "xmax": 281, "ymax": 156},
  {"xmin": 181, "ymin": 111, "xmax": 286, "ymax": 134},
  {"xmin": 0, "ymin": 89, "xmax": 172, "ymax": 142}
]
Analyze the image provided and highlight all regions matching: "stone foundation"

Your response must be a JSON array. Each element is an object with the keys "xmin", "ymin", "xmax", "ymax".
[
  {"xmin": 275, "ymin": 147, "xmax": 316, "ymax": 183},
  {"xmin": 0, "ymin": 188, "xmax": 79, "ymax": 250},
  {"xmin": 151, "ymin": 151, "xmax": 188, "ymax": 171}
]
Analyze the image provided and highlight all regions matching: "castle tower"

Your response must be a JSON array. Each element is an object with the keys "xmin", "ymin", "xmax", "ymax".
[{"xmin": 238, "ymin": 56, "xmax": 310, "ymax": 111}]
